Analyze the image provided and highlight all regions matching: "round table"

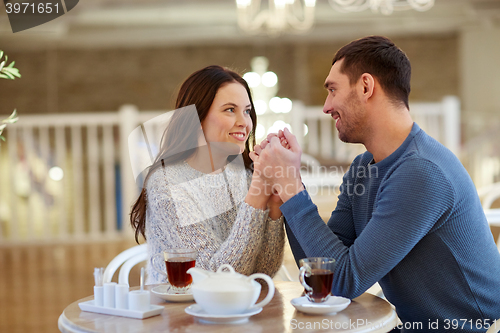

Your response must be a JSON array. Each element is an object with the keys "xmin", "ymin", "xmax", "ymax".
[{"xmin": 58, "ymin": 281, "xmax": 398, "ymax": 333}]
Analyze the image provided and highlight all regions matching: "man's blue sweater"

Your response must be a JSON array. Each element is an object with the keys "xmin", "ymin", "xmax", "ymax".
[{"xmin": 282, "ymin": 123, "xmax": 500, "ymax": 332}]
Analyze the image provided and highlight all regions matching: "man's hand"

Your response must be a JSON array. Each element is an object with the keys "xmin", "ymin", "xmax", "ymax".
[{"xmin": 252, "ymin": 128, "xmax": 304, "ymax": 203}]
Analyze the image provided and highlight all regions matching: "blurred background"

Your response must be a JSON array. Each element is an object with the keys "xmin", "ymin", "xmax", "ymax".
[{"xmin": 0, "ymin": 0, "xmax": 499, "ymax": 332}]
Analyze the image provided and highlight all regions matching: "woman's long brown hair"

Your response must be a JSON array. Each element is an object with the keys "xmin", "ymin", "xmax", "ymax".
[{"xmin": 130, "ymin": 65, "xmax": 257, "ymax": 243}]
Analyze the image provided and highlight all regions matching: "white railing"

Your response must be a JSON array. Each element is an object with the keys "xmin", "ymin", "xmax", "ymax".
[
  {"xmin": 290, "ymin": 96, "xmax": 461, "ymax": 163},
  {"xmin": 461, "ymin": 123, "xmax": 500, "ymax": 190},
  {"xmin": 0, "ymin": 97, "xmax": 461, "ymax": 243},
  {"xmin": 0, "ymin": 106, "xmax": 164, "ymax": 244}
]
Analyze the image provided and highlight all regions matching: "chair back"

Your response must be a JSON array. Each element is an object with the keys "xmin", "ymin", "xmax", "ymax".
[
  {"xmin": 484, "ymin": 209, "xmax": 500, "ymax": 251},
  {"xmin": 486, "ymin": 320, "xmax": 500, "ymax": 333},
  {"xmin": 103, "ymin": 244, "xmax": 148, "ymax": 285}
]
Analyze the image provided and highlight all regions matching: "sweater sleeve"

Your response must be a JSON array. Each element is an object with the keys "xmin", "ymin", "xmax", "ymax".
[
  {"xmin": 285, "ymin": 168, "xmax": 356, "ymax": 267},
  {"xmin": 327, "ymin": 169, "xmax": 356, "ymax": 246},
  {"xmin": 146, "ymin": 169, "xmax": 269, "ymax": 283},
  {"xmin": 281, "ymin": 157, "xmax": 454, "ymax": 299},
  {"xmin": 253, "ymin": 216, "xmax": 285, "ymax": 277}
]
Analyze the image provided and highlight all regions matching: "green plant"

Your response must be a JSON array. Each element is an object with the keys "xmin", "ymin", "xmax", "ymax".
[
  {"xmin": 0, "ymin": 109, "xmax": 18, "ymax": 142},
  {"xmin": 0, "ymin": 50, "xmax": 21, "ymax": 142}
]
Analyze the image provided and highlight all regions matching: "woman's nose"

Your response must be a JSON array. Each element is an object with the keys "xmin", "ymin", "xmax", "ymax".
[{"xmin": 235, "ymin": 112, "xmax": 247, "ymax": 126}]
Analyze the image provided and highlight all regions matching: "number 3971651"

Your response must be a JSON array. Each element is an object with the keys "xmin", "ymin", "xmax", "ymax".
[{"xmin": 5, "ymin": 2, "xmax": 60, "ymax": 14}]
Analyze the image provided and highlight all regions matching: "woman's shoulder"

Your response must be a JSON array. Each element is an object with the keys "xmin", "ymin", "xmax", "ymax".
[{"xmin": 146, "ymin": 161, "xmax": 187, "ymax": 188}]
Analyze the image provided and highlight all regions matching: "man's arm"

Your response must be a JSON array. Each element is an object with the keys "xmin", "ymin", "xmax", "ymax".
[{"xmin": 281, "ymin": 157, "xmax": 454, "ymax": 299}]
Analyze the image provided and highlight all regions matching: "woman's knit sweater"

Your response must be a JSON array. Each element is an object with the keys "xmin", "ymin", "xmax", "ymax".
[{"xmin": 145, "ymin": 158, "xmax": 284, "ymax": 284}]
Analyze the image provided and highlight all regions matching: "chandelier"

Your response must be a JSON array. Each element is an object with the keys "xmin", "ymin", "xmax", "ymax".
[
  {"xmin": 236, "ymin": 0, "xmax": 317, "ymax": 35},
  {"xmin": 328, "ymin": 0, "xmax": 435, "ymax": 15},
  {"xmin": 235, "ymin": 0, "xmax": 435, "ymax": 35}
]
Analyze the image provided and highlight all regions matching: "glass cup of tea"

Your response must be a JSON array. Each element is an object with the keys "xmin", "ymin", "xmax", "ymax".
[
  {"xmin": 299, "ymin": 257, "xmax": 336, "ymax": 303},
  {"xmin": 151, "ymin": 248, "xmax": 197, "ymax": 293}
]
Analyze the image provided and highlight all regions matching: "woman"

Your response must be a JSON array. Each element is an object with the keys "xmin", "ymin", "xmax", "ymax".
[{"xmin": 130, "ymin": 65, "xmax": 285, "ymax": 284}]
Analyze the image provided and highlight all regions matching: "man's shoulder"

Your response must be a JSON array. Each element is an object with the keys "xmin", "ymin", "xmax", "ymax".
[{"xmin": 403, "ymin": 130, "xmax": 463, "ymax": 175}]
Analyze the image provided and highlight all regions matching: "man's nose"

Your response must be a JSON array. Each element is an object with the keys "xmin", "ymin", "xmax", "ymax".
[{"xmin": 323, "ymin": 96, "xmax": 333, "ymax": 114}]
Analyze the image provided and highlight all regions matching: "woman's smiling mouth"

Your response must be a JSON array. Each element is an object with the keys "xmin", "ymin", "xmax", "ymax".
[{"xmin": 229, "ymin": 132, "xmax": 246, "ymax": 141}]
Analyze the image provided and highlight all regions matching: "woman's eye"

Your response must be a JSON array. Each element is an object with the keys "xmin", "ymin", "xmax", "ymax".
[
  {"xmin": 245, "ymin": 109, "xmax": 251, "ymax": 114},
  {"xmin": 225, "ymin": 108, "xmax": 235, "ymax": 112}
]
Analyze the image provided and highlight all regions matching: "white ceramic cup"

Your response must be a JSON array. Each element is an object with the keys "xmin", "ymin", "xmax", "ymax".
[
  {"xmin": 93, "ymin": 286, "xmax": 104, "ymax": 307},
  {"xmin": 128, "ymin": 290, "xmax": 150, "ymax": 311},
  {"xmin": 103, "ymin": 282, "xmax": 117, "ymax": 308},
  {"xmin": 115, "ymin": 284, "xmax": 129, "ymax": 309}
]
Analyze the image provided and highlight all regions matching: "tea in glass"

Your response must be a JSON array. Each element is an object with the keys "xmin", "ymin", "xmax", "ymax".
[
  {"xmin": 299, "ymin": 257, "xmax": 336, "ymax": 303},
  {"xmin": 151, "ymin": 248, "xmax": 197, "ymax": 293}
]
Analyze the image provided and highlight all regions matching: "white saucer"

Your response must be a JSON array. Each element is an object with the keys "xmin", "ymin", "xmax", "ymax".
[
  {"xmin": 184, "ymin": 304, "xmax": 262, "ymax": 324},
  {"xmin": 291, "ymin": 296, "xmax": 351, "ymax": 315},
  {"xmin": 150, "ymin": 285, "xmax": 194, "ymax": 302}
]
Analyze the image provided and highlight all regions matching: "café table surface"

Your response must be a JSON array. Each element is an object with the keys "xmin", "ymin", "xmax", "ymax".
[{"xmin": 58, "ymin": 281, "xmax": 398, "ymax": 333}]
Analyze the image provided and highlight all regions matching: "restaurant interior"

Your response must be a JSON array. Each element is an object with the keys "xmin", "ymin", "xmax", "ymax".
[{"xmin": 0, "ymin": 0, "xmax": 500, "ymax": 332}]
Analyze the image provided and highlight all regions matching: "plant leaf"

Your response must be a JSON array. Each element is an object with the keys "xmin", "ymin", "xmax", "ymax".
[
  {"xmin": 3, "ymin": 71, "xmax": 14, "ymax": 79},
  {"xmin": 2, "ymin": 110, "xmax": 18, "ymax": 124},
  {"xmin": 2, "ymin": 66, "xmax": 21, "ymax": 78},
  {"xmin": 7, "ymin": 60, "xmax": 15, "ymax": 68},
  {"xmin": 3, "ymin": 67, "xmax": 20, "ymax": 76},
  {"xmin": 0, "ymin": 135, "xmax": 5, "ymax": 142},
  {"xmin": 0, "ymin": 51, "xmax": 3, "ymax": 60},
  {"xmin": 0, "ymin": 123, "xmax": 6, "ymax": 131},
  {"xmin": 0, "ymin": 73, "xmax": 9, "ymax": 79},
  {"xmin": 3, "ymin": 117, "xmax": 19, "ymax": 124},
  {"xmin": 3, "ymin": 118, "xmax": 18, "ymax": 124}
]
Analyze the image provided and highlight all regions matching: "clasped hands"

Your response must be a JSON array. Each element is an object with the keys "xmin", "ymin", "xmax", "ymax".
[{"xmin": 249, "ymin": 128, "xmax": 305, "ymax": 205}]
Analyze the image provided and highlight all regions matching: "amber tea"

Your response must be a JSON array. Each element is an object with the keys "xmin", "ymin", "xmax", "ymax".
[
  {"xmin": 151, "ymin": 248, "xmax": 197, "ymax": 293},
  {"xmin": 165, "ymin": 257, "xmax": 196, "ymax": 288},
  {"xmin": 299, "ymin": 257, "xmax": 336, "ymax": 303},
  {"xmin": 304, "ymin": 269, "xmax": 334, "ymax": 301}
]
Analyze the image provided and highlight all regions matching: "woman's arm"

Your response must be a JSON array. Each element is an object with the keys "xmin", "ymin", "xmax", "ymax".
[
  {"xmin": 146, "ymin": 167, "xmax": 270, "ymax": 281},
  {"xmin": 253, "ymin": 215, "xmax": 285, "ymax": 277}
]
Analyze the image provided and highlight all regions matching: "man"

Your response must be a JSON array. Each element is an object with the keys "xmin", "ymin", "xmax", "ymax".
[{"xmin": 250, "ymin": 36, "xmax": 500, "ymax": 332}]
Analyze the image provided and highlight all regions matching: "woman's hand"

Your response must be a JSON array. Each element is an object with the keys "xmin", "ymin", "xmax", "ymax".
[
  {"xmin": 267, "ymin": 189, "xmax": 283, "ymax": 220},
  {"xmin": 255, "ymin": 130, "xmax": 290, "ymax": 154}
]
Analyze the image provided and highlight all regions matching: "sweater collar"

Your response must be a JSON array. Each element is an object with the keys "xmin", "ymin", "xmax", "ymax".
[{"xmin": 369, "ymin": 122, "xmax": 421, "ymax": 169}]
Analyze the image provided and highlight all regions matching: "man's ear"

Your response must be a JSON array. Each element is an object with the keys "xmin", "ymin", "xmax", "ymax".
[{"xmin": 360, "ymin": 73, "xmax": 375, "ymax": 102}]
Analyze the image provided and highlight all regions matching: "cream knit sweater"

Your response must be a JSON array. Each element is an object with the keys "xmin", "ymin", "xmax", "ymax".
[{"xmin": 145, "ymin": 158, "xmax": 285, "ymax": 284}]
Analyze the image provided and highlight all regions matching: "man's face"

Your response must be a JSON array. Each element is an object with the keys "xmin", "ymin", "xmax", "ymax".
[{"xmin": 323, "ymin": 59, "xmax": 366, "ymax": 144}]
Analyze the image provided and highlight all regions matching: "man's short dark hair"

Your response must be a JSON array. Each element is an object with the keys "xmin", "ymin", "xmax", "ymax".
[{"xmin": 332, "ymin": 36, "xmax": 411, "ymax": 109}]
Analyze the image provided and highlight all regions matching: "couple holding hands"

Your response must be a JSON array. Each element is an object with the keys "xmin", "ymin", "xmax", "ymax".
[{"xmin": 131, "ymin": 36, "xmax": 500, "ymax": 332}]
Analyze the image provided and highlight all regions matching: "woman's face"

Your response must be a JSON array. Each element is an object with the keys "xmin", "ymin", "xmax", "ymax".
[{"xmin": 201, "ymin": 82, "xmax": 253, "ymax": 154}]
